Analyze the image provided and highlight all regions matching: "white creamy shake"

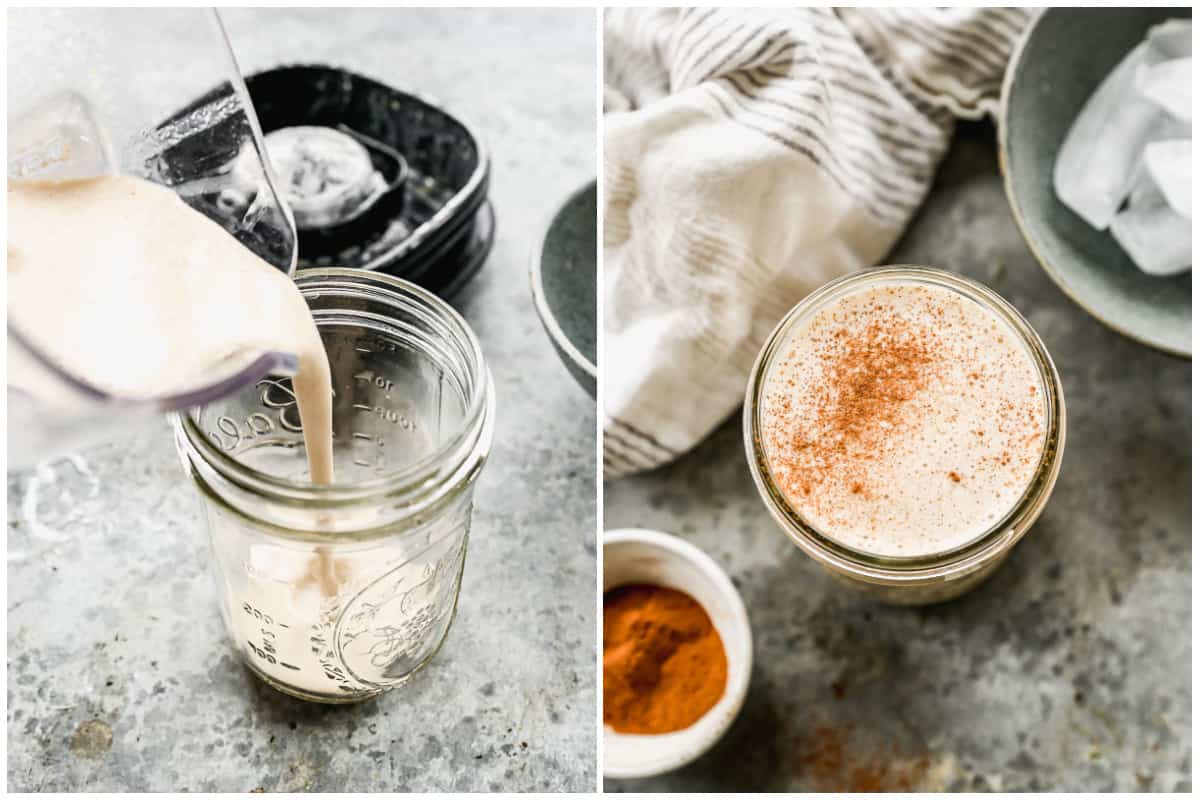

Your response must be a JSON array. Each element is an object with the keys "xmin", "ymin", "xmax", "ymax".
[
  {"xmin": 8, "ymin": 175, "xmax": 334, "ymax": 484},
  {"xmin": 760, "ymin": 282, "xmax": 1047, "ymax": 558}
]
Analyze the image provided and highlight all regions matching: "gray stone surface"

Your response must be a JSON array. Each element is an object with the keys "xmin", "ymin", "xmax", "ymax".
[
  {"xmin": 604, "ymin": 122, "xmax": 1191, "ymax": 793},
  {"xmin": 7, "ymin": 9, "xmax": 597, "ymax": 793}
]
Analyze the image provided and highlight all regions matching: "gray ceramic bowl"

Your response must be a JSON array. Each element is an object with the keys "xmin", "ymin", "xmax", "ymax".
[
  {"xmin": 531, "ymin": 180, "xmax": 597, "ymax": 396},
  {"xmin": 1000, "ymin": 7, "xmax": 1191, "ymax": 357}
]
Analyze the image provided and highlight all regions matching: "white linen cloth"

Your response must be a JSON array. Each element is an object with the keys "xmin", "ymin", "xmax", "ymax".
[{"xmin": 603, "ymin": 6, "xmax": 1035, "ymax": 476}]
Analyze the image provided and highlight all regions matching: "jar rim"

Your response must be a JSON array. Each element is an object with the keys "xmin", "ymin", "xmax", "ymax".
[
  {"xmin": 174, "ymin": 268, "xmax": 494, "ymax": 510},
  {"xmin": 744, "ymin": 265, "xmax": 1067, "ymax": 579}
]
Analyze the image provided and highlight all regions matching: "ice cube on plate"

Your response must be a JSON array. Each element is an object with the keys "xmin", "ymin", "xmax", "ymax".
[
  {"xmin": 1053, "ymin": 42, "xmax": 1166, "ymax": 230},
  {"xmin": 1111, "ymin": 167, "xmax": 1191, "ymax": 276},
  {"xmin": 1143, "ymin": 138, "xmax": 1192, "ymax": 218},
  {"xmin": 1137, "ymin": 58, "xmax": 1192, "ymax": 121}
]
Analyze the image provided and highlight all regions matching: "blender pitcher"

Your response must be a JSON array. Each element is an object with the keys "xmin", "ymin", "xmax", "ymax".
[{"xmin": 7, "ymin": 8, "xmax": 297, "ymax": 470}]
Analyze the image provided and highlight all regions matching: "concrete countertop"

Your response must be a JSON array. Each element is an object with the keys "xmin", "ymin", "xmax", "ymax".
[
  {"xmin": 604, "ymin": 122, "xmax": 1191, "ymax": 793},
  {"xmin": 7, "ymin": 9, "xmax": 597, "ymax": 792}
]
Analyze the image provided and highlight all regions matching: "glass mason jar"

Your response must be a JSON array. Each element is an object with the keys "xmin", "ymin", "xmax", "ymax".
[
  {"xmin": 173, "ymin": 269, "xmax": 495, "ymax": 702},
  {"xmin": 744, "ymin": 266, "xmax": 1065, "ymax": 605}
]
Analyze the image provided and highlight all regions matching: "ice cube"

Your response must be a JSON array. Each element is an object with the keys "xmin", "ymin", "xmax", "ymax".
[
  {"xmin": 1053, "ymin": 43, "xmax": 1167, "ymax": 230},
  {"xmin": 1124, "ymin": 160, "xmax": 1157, "ymax": 208},
  {"xmin": 1145, "ymin": 19, "xmax": 1191, "ymax": 63},
  {"xmin": 1143, "ymin": 138, "xmax": 1192, "ymax": 218},
  {"xmin": 1111, "ymin": 167, "xmax": 1191, "ymax": 276},
  {"xmin": 1137, "ymin": 58, "xmax": 1192, "ymax": 121}
]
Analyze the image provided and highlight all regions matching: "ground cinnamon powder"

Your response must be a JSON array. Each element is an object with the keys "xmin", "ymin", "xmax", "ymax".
[
  {"xmin": 603, "ymin": 584, "xmax": 728, "ymax": 734},
  {"xmin": 794, "ymin": 722, "xmax": 934, "ymax": 792},
  {"xmin": 770, "ymin": 312, "xmax": 939, "ymax": 504}
]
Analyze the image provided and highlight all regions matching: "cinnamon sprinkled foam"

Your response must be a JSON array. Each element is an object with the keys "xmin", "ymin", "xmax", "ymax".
[{"xmin": 760, "ymin": 282, "xmax": 1046, "ymax": 558}]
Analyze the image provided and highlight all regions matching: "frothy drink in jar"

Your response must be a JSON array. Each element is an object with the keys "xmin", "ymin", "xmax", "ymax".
[{"xmin": 759, "ymin": 280, "xmax": 1047, "ymax": 558}]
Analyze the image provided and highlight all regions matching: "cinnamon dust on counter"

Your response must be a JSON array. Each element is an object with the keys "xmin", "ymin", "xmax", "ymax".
[
  {"xmin": 794, "ymin": 722, "xmax": 934, "ymax": 792},
  {"xmin": 603, "ymin": 584, "xmax": 727, "ymax": 734}
]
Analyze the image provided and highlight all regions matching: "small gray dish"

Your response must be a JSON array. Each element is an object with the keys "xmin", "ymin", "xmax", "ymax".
[
  {"xmin": 531, "ymin": 180, "xmax": 597, "ymax": 396},
  {"xmin": 1000, "ymin": 6, "xmax": 1191, "ymax": 357}
]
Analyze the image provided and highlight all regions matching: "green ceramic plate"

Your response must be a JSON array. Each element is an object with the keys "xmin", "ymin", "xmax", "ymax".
[
  {"xmin": 531, "ymin": 180, "xmax": 597, "ymax": 396},
  {"xmin": 1000, "ymin": 7, "xmax": 1191, "ymax": 357}
]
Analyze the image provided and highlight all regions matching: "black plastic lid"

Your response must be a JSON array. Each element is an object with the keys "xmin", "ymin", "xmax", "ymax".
[{"xmin": 160, "ymin": 65, "xmax": 493, "ymax": 298}]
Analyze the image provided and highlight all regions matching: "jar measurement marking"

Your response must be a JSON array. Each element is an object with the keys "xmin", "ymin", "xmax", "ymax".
[
  {"xmin": 351, "ymin": 402, "xmax": 417, "ymax": 431},
  {"xmin": 354, "ymin": 370, "xmax": 394, "ymax": 393},
  {"xmin": 242, "ymin": 602, "xmax": 301, "ymax": 671},
  {"xmin": 352, "ymin": 431, "xmax": 384, "ymax": 469},
  {"xmin": 354, "ymin": 342, "xmax": 400, "ymax": 355},
  {"xmin": 245, "ymin": 640, "xmax": 301, "ymax": 671}
]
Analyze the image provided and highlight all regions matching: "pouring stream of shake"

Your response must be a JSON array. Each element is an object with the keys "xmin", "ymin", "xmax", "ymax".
[{"xmin": 9, "ymin": 175, "xmax": 340, "ymax": 592}]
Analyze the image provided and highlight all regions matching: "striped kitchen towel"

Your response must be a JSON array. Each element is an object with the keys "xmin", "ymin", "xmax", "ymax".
[{"xmin": 603, "ymin": 6, "xmax": 1035, "ymax": 477}]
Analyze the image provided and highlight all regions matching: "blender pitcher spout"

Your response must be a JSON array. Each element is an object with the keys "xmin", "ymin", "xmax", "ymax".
[{"xmin": 6, "ymin": 8, "xmax": 299, "ymax": 471}]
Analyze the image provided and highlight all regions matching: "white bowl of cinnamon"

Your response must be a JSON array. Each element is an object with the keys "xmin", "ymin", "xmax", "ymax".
[{"xmin": 602, "ymin": 528, "xmax": 753, "ymax": 779}]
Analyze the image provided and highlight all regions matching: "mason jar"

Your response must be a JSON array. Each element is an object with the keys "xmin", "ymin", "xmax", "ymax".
[
  {"xmin": 173, "ymin": 269, "xmax": 495, "ymax": 702},
  {"xmin": 744, "ymin": 266, "xmax": 1065, "ymax": 605}
]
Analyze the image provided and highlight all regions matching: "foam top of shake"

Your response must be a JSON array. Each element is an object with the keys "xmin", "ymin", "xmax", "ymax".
[{"xmin": 760, "ymin": 281, "xmax": 1047, "ymax": 558}]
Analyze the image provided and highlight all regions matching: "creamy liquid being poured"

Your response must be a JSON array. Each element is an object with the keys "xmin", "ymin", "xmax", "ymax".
[
  {"xmin": 8, "ymin": 175, "xmax": 334, "ymax": 484},
  {"xmin": 10, "ymin": 174, "xmax": 464, "ymax": 699}
]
